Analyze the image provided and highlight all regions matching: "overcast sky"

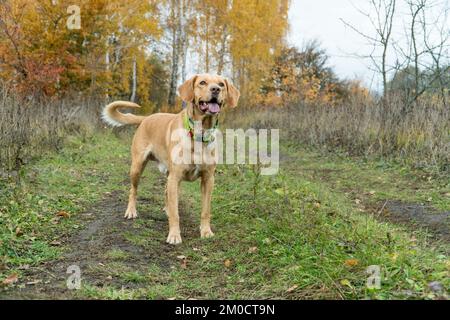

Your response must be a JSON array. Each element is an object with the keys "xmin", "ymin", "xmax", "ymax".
[{"xmin": 288, "ymin": 0, "xmax": 449, "ymax": 91}]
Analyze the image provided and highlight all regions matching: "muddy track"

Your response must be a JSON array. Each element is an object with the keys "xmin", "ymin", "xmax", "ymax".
[
  {"xmin": 1, "ymin": 173, "xmax": 196, "ymax": 299},
  {"xmin": 380, "ymin": 200, "xmax": 449, "ymax": 242},
  {"xmin": 311, "ymin": 169, "xmax": 449, "ymax": 243}
]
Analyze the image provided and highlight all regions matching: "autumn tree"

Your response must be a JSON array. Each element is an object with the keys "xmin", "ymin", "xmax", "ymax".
[
  {"xmin": 104, "ymin": 0, "xmax": 161, "ymax": 110},
  {"xmin": 228, "ymin": 0, "xmax": 289, "ymax": 105},
  {"xmin": 161, "ymin": 0, "xmax": 290, "ymax": 107},
  {"xmin": 192, "ymin": 0, "xmax": 231, "ymax": 74},
  {"xmin": 261, "ymin": 43, "xmax": 353, "ymax": 106},
  {"xmin": 0, "ymin": 0, "xmax": 162, "ymax": 108},
  {"xmin": 0, "ymin": 0, "xmax": 82, "ymax": 96}
]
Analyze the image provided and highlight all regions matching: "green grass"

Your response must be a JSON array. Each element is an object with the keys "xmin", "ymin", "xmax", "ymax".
[
  {"xmin": 161, "ymin": 162, "xmax": 449, "ymax": 299},
  {"xmin": 105, "ymin": 249, "xmax": 129, "ymax": 261},
  {"xmin": 282, "ymin": 142, "xmax": 450, "ymax": 211},
  {"xmin": 1, "ymin": 132, "xmax": 448, "ymax": 299}
]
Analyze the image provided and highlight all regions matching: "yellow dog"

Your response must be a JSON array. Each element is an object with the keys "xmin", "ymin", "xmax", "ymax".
[{"xmin": 102, "ymin": 74, "xmax": 240, "ymax": 244}]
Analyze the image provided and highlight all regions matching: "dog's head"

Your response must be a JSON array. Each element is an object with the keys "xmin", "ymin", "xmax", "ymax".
[{"xmin": 178, "ymin": 74, "xmax": 240, "ymax": 115}]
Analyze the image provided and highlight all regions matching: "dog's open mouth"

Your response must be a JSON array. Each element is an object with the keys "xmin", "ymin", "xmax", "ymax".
[{"xmin": 198, "ymin": 98, "xmax": 221, "ymax": 114}]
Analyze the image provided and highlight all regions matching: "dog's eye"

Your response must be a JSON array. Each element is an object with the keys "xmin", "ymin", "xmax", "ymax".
[
  {"xmin": 199, "ymin": 81, "xmax": 207, "ymax": 86},
  {"xmin": 218, "ymin": 82, "xmax": 225, "ymax": 87}
]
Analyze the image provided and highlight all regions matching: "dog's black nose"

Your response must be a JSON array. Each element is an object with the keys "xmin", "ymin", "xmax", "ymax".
[{"xmin": 210, "ymin": 85, "xmax": 221, "ymax": 95}]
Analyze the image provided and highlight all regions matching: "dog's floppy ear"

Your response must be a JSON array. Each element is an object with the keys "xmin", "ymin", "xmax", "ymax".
[
  {"xmin": 178, "ymin": 75, "xmax": 198, "ymax": 103},
  {"xmin": 224, "ymin": 78, "xmax": 240, "ymax": 108}
]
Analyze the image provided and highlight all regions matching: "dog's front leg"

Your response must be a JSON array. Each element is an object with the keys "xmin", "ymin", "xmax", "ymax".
[
  {"xmin": 166, "ymin": 173, "xmax": 182, "ymax": 245},
  {"xmin": 200, "ymin": 172, "xmax": 215, "ymax": 239}
]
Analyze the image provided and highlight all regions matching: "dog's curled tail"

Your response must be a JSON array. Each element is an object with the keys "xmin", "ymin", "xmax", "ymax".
[{"xmin": 102, "ymin": 101, "xmax": 146, "ymax": 127}]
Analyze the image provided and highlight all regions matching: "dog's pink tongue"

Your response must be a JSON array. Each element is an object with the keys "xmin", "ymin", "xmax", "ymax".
[{"xmin": 208, "ymin": 103, "xmax": 220, "ymax": 114}]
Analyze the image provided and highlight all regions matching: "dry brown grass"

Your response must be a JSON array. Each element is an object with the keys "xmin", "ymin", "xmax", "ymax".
[
  {"xmin": 225, "ymin": 95, "xmax": 450, "ymax": 173},
  {"xmin": 0, "ymin": 84, "xmax": 104, "ymax": 174}
]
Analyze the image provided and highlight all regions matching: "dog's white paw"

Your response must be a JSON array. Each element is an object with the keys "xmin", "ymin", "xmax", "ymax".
[
  {"xmin": 124, "ymin": 208, "xmax": 138, "ymax": 220},
  {"xmin": 166, "ymin": 232, "xmax": 182, "ymax": 245},
  {"xmin": 200, "ymin": 228, "xmax": 215, "ymax": 239}
]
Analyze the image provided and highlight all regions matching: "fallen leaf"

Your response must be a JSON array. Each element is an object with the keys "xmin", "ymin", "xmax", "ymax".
[
  {"xmin": 26, "ymin": 280, "xmax": 41, "ymax": 285},
  {"xmin": 340, "ymin": 279, "xmax": 352, "ymax": 288},
  {"xmin": 2, "ymin": 273, "xmax": 18, "ymax": 286},
  {"xmin": 224, "ymin": 259, "xmax": 232, "ymax": 268},
  {"xmin": 369, "ymin": 190, "xmax": 376, "ymax": 196},
  {"xmin": 50, "ymin": 240, "xmax": 61, "ymax": 246},
  {"xmin": 15, "ymin": 227, "xmax": 23, "ymax": 237},
  {"xmin": 56, "ymin": 211, "xmax": 70, "ymax": 218},
  {"xmin": 313, "ymin": 202, "xmax": 321, "ymax": 209},
  {"xmin": 106, "ymin": 275, "xmax": 112, "ymax": 280},
  {"xmin": 248, "ymin": 246, "xmax": 258, "ymax": 253},
  {"xmin": 344, "ymin": 259, "xmax": 359, "ymax": 267},
  {"xmin": 18, "ymin": 264, "xmax": 30, "ymax": 270},
  {"xmin": 355, "ymin": 199, "xmax": 361, "ymax": 205},
  {"xmin": 286, "ymin": 285, "xmax": 298, "ymax": 293},
  {"xmin": 179, "ymin": 256, "xmax": 187, "ymax": 269}
]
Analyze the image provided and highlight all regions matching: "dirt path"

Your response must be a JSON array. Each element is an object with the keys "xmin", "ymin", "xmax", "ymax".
[
  {"xmin": 2, "ymin": 174, "xmax": 196, "ymax": 299},
  {"xmin": 374, "ymin": 201, "xmax": 449, "ymax": 242},
  {"xmin": 281, "ymin": 151, "xmax": 449, "ymax": 243}
]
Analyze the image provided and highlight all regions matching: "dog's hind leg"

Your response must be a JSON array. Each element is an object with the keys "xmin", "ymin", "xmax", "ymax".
[
  {"xmin": 125, "ymin": 156, "xmax": 148, "ymax": 219},
  {"xmin": 163, "ymin": 183, "xmax": 168, "ymax": 216}
]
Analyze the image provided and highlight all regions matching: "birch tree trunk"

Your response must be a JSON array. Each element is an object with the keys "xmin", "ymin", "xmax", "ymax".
[
  {"xmin": 168, "ymin": 0, "xmax": 180, "ymax": 107},
  {"xmin": 180, "ymin": 0, "xmax": 187, "ymax": 83},
  {"xmin": 130, "ymin": 56, "xmax": 137, "ymax": 102},
  {"xmin": 217, "ymin": 25, "xmax": 228, "ymax": 75}
]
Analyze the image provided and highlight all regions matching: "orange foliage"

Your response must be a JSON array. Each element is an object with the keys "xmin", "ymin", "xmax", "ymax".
[{"xmin": 0, "ymin": 0, "xmax": 160, "ymax": 102}]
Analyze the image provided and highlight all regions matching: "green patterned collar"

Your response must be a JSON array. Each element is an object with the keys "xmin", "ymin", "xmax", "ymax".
[{"xmin": 183, "ymin": 113, "xmax": 219, "ymax": 143}]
